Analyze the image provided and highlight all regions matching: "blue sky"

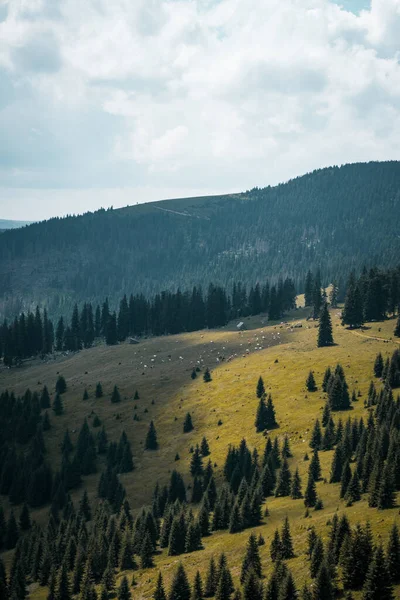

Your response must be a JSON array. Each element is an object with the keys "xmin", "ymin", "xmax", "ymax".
[{"xmin": 0, "ymin": 0, "xmax": 400, "ymax": 220}]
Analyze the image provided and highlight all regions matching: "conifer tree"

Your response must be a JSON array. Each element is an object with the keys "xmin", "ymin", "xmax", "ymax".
[
  {"xmin": 282, "ymin": 434, "xmax": 292, "ymax": 458},
  {"xmin": 154, "ymin": 573, "xmax": 167, "ymax": 600},
  {"xmin": 310, "ymin": 420, "xmax": 322, "ymax": 449},
  {"xmin": 95, "ymin": 382, "xmax": 103, "ymax": 398},
  {"xmin": 19, "ymin": 503, "xmax": 31, "ymax": 531},
  {"xmin": 118, "ymin": 576, "xmax": 131, "ymax": 600},
  {"xmin": 240, "ymin": 534, "xmax": 262, "ymax": 582},
  {"xmin": 342, "ymin": 279, "xmax": 364, "ymax": 328},
  {"xmin": 309, "ymin": 449, "xmax": 321, "ymax": 481},
  {"xmin": 204, "ymin": 557, "xmax": 217, "ymax": 598},
  {"xmin": 191, "ymin": 571, "xmax": 203, "ymax": 600},
  {"xmin": 306, "ymin": 371, "xmax": 317, "ymax": 392},
  {"xmin": 279, "ymin": 571, "xmax": 297, "ymax": 600},
  {"xmin": 305, "ymin": 270, "xmax": 314, "ymax": 307},
  {"xmin": 275, "ymin": 457, "xmax": 292, "ymax": 497},
  {"xmin": 56, "ymin": 562, "xmax": 71, "ymax": 600},
  {"xmin": 41, "ymin": 385, "xmax": 51, "ymax": 409},
  {"xmin": 290, "ymin": 468, "xmax": 302, "ymax": 499},
  {"xmin": 362, "ymin": 545, "xmax": 394, "ymax": 600},
  {"xmin": 145, "ymin": 421, "xmax": 159, "ymax": 450},
  {"xmin": 111, "ymin": 386, "xmax": 121, "ymax": 404},
  {"xmin": 270, "ymin": 529, "xmax": 282, "ymax": 562},
  {"xmin": 377, "ymin": 463, "xmax": 396, "ymax": 509},
  {"xmin": 83, "ymin": 389, "xmax": 89, "ymax": 401},
  {"xmin": 229, "ymin": 499, "xmax": 242, "ymax": 534},
  {"xmin": 340, "ymin": 461, "xmax": 352, "ymax": 498},
  {"xmin": 5, "ymin": 511, "xmax": 18, "ymax": 549},
  {"xmin": 203, "ymin": 368, "xmax": 212, "ymax": 383},
  {"xmin": 313, "ymin": 561, "xmax": 334, "ymax": 600},
  {"xmin": 215, "ymin": 565, "xmax": 233, "ymax": 600},
  {"xmin": 190, "ymin": 445, "xmax": 204, "ymax": 477},
  {"xmin": 330, "ymin": 444, "xmax": 343, "ymax": 483},
  {"xmin": 265, "ymin": 394, "xmax": 278, "ymax": 429},
  {"xmin": 386, "ymin": 523, "xmax": 400, "ymax": 583},
  {"xmin": 53, "ymin": 393, "xmax": 64, "ymax": 415},
  {"xmin": 183, "ymin": 413, "xmax": 194, "ymax": 433},
  {"xmin": 140, "ymin": 533, "xmax": 154, "ymax": 568},
  {"xmin": 374, "ymin": 353, "xmax": 384, "ymax": 378},
  {"xmin": 304, "ymin": 474, "xmax": 317, "ymax": 508},
  {"xmin": 200, "ymin": 437, "xmax": 210, "ymax": 456},
  {"xmin": 345, "ymin": 469, "xmax": 361, "ymax": 504},
  {"xmin": 322, "ymin": 367, "xmax": 332, "ymax": 392},
  {"xmin": 169, "ymin": 564, "xmax": 191, "ymax": 600},
  {"xmin": 56, "ymin": 375, "xmax": 67, "ymax": 394},
  {"xmin": 242, "ymin": 570, "xmax": 262, "ymax": 600},
  {"xmin": 256, "ymin": 376, "xmax": 265, "ymax": 398},
  {"xmin": 318, "ymin": 302, "xmax": 334, "ymax": 347},
  {"xmin": 255, "ymin": 395, "xmax": 268, "ymax": 432},
  {"xmin": 281, "ymin": 517, "xmax": 295, "ymax": 559}
]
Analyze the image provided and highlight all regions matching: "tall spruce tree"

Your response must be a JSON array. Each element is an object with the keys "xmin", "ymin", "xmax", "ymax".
[
  {"xmin": 145, "ymin": 421, "xmax": 159, "ymax": 450},
  {"xmin": 362, "ymin": 545, "xmax": 394, "ymax": 600},
  {"xmin": 318, "ymin": 303, "xmax": 334, "ymax": 347}
]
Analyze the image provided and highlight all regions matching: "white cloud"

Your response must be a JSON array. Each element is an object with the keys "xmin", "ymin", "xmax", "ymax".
[{"xmin": 0, "ymin": 0, "xmax": 400, "ymax": 219}]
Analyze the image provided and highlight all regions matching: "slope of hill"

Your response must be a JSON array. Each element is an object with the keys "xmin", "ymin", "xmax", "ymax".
[
  {"xmin": 0, "ymin": 308, "xmax": 399, "ymax": 598},
  {"xmin": 1, "ymin": 161, "xmax": 400, "ymax": 319}
]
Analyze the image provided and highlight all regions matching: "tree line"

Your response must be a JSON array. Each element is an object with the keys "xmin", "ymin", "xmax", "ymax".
[{"xmin": 0, "ymin": 277, "xmax": 296, "ymax": 366}]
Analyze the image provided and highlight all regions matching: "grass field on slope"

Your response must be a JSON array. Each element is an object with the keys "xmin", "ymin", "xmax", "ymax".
[{"xmin": 0, "ymin": 308, "xmax": 399, "ymax": 598}]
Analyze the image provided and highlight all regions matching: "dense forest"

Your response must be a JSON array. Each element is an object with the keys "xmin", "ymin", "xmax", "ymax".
[
  {"xmin": 0, "ymin": 277, "xmax": 296, "ymax": 366},
  {"xmin": 1, "ymin": 161, "xmax": 400, "ymax": 319}
]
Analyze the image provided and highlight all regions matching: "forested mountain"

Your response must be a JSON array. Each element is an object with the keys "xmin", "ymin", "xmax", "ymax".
[
  {"xmin": 0, "ymin": 220, "xmax": 33, "ymax": 231},
  {"xmin": 1, "ymin": 161, "xmax": 400, "ymax": 319}
]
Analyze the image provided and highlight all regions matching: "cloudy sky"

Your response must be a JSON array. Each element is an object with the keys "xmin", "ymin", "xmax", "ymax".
[{"xmin": 0, "ymin": 0, "xmax": 400, "ymax": 220}]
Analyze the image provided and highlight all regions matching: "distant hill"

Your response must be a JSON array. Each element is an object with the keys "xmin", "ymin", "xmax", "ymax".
[
  {"xmin": 0, "ymin": 219, "xmax": 33, "ymax": 231},
  {"xmin": 0, "ymin": 160, "xmax": 400, "ymax": 318}
]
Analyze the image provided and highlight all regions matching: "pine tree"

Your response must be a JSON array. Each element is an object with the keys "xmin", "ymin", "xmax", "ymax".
[
  {"xmin": 255, "ymin": 395, "xmax": 268, "ymax": 432},
  {"xmin": 242, "ymin": 570, "xmax": 262, "ymax": 600},
  {"xmin": 145, "ymin": 421, "xmax": 159, "ymax": 450},
  {"xmin": 203, "ymin": 368, "xmax": 212, "ymax": 383},
  {"xmin": 95, "ymin": 382, "xmax": 103, "ymax": 398},
  {"xmin": 281, "ymin": 517, "xmax": 295, "ymax": 559},
  {"xmin": 215, "ymin": 565, "xmax": 233, "ymax": 600},
  {"xmin": 191, "ymin": 571, "xmax": 203, "ymax": 600},
  {"xmin": 240, "ymin": 534, "xmax": 262, "ymax": 582},
  {"xmin": 374, "ymin": 353, "xmax": 384, "ymax": 378},
  {"xmin": 169, "ymin": 564, "xmax": 191, "ymax": 600},
  {"xmin": 282, "ymin": 434, "xmax": 292, "ymax": 458},
  {"xmin": 82, "ymin": 389, "xmax": 89, "ymax": 401},
  {"xmin": 265, "ymin": 394, "xmax": 278, "ymax": 429},
  {"xmin": 5, "ymin": 511, "xmax": 18, "ymax": 549},
  {"xmin": 190, "ymin": 445, "xmax": 204, "ymax": 477},
  {"xmin": 256, "ymin": 376, "xmax": 265, "ymax": 398},
  {"xmin": 318, "ymin": 303, "xmax": 334, "ymax": 347},
  {"xmin": 53, "ymin": 393, "xmax": 64, "ymax": 415},
  {"xmin": 279, "ymin": 571, "xmax": 297, "ymax": 600},
  {"xmin": 377, "ymin": 463, "xmax": 396, "ymax": 509},
  {"xmin": 340, "ymin": 461, "xmax": 352, "ymax": 498},
  {"xmin": 200, "ymin": 437, "xmax": 210, "ymax": 456},
  {"xmin": 154, "ymin": 573, "xmax": 167, "ymax": 600},
  {"xmin": 313, "ymin": 561, "xmax": 334, "ymax": 600},
  {"xmin": 290, "ymin": 468, "xmax": 302, "ymax": 499},
  {"xmin": 304, "ymin": 474, "xmax": 317, "ymax": 508},
  {"xmin": 330, "ymin": 444, "xmax": 343, "ymax": 483},
  {"xmin": 362, "ymin": 545, "xmax": 394, "ymax": 600},
  {"xmin": 118, "ymin": 577, "xmax": 131, "ymax": 600},
  {"xmin": 56, "ymin": 375, "xmax": 67, "ymax": 394},
  {"xmin": 183, "ymin": 413, "xmax": 194, "ymax": 433},
  {"xmin": 270, "ymin": 529, "xmax": 282, "ymax": 562},
  {"xmin": 309, "ymin": 449, "xmax": 321, "ymax": 481},
  {"xmin": 342, "ymin": 279, "xmax": 364, "ymax": 328},
  {"xmin": 322, "ymin": 367, "xmax": 332, "ymax": 392},
  {"xmin": 310, "ymin": 420, "xmax": 322, "ymax": 449},
  {"xmin": 41, "ymin": 385, "xmax": 51, "ymax": 409},
  {"xmin": 204, "ymin": 557, "xmax": 217, "ymax": 598},
  {"xmin": 305, "ymin": 271, "xmax": 314, "ymax": 307},
  {"xmin": 111, "ymin": 386, "xmax": 121, "ymax": 404},
  {"xmin": 386, "ymin": 523, "xmax": 400, "ymax": 583},
  {"xmin": 56, "ymin": 563, "xmax": 71, "ymax": 600},
  {"xmin": 140, "ymin": 533, "xmax": 154, "ymax": 568},
  {"xmin": 345, "ymin": 469, "xmax": 361, "ymax": 504},
  {"xmin": 306, "ymin": 371, "xmax": 317, "ymax": 392},
  {"xmin": 275, "ymin": 457, "xmax": 292, "ymax": 497}
]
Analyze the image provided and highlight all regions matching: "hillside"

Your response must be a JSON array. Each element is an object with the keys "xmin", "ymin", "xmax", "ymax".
[
  {"xmin": 1, "ymin": 307, "xmax": 399, "ymax": 599},
  {"xmin": 1, "ymin": 161, "xmax": 400, "ymax": 319},
  {"xmin": 0, "ymin": 220, "xmax": 33, "ymax": 231}
]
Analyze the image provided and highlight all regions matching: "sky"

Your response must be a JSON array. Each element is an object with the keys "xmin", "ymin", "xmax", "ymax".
[{"xmin": 0, "ymin": 0, "xmax": 400, "ymax": 221}]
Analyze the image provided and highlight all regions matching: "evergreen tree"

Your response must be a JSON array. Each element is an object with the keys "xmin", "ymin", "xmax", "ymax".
[
  {"xmin": 154, "ymin": 573, "xmax": 167, "ymax": 600},
  {"xmin": 111, "ymin": 386, "xmax": 121, "ymax": 404},
  {"xmin": 270, "ymin": 529, "xmax": 282, "ymax": 562},
  {"xmin": 41, "ymin": 385, "xmax": 51, "ymax": 409},
  {"xmin": 345, "ymin": 469, "xmax": 361, "ymax": 504},
  {"xmin": 168, "ymin": 564, "xmax": 191, "ymax": 600},
  {"xmin": 290, "ymin": 468, "xmax": 302, "ymax": 499},
  {"xmin": 5, "ymin": 511, "xmax": 18, "ymax": 549},
  {"xmin": 322, "ymin": 367, "xmax": 332, "ymax": 392},
  {"xmin": 342, "ymin": 278, "xmax": 364, "ymax": 328},
  {"xmin": 145, "ymin": 421, "xmax": 159, "ymax": 450},
  {"xmin": 256, "ymin": 376, "xmax": 265, "ymax": 398},
  {"xmin": 56, "ymin": 375, "xmax": 67, "ymax": 394},
  {"xmin": 310, "ymin": 419, "xmax": 322, "ymax": 449},
  {"xmin": 279, "ymin": 571, "xmax": 297, "ymax": 600},
  {"xmin": 118, "ymin": 577, "xmax": 131, "ymax": 600},
  {"xmin": 313, "ymin": 562, "xmax": 334, "ymax": 600},
  {"xmin": 374, "ymin": 353, "xmax": 384, "ymax": 378},
  {"xmin": 240, "ymin": 534, "xmax": 262, "ymax": 582},
  {"xmin": 305, "ymin": 271, "xmax": 314, "ymax": 307},
  {"xmin": 203, "ymin": 368, "xmax": 212, "ymax": 383},
  {"xmin": 183, "ymin": 413, "xmax": 194, "ymax": 433},
  {"xmin": 306, "ymin": 371, "xmax": 317, "ymax": 392},
  {"xmin": 19, "ymin": 504, "xmax": 31, "ymax": 531},
  {"xmin": 190, "ymin": 445, "xmax": 204, "ymax": 477},
  {"xmin": 377, "ymin": 463, "xmax": 396, "ymax": 509},
  {"xmin": 140, "ymin": 533, "xmax": 154, "ymax": 568},
  {"xmin": 191, "ymin": 571, "xmax": 203, "ymax": 600},
  {"xmin": 304, "ymin": 474, "xmax": 317, "ymax": 508},
  {"xmin": 55, "ymin": 563, "xmax": 71, "ymax": 600},
  {"xmin": 265, "ymin": 394, "xmax": 278, "ymax": 429},
  {"xmin": 95, "ymin": 383, "xmax": 103, "ymax": 398},
  {"xmin": 82, "ymin": 389, "xmax": 89, "ymax": 401},
  {"xmin": 309, "ymin": 449, "xmax": 321, "ymax": 481},
  {"xmin": 275, "ymin": 457, "xmax": 292, "ymax": 497},
  {"xmin": 53, "ymin": 393, "xmax": 64, "ymax": 415},
  {"xmin": 281, "ymin": 517, "xmax": 295, "ymax": 559},
  {"xmin": 318, "ymin": 303, "xmax": 334, "ymax": 347},
  {"xmin": 340, "ymin": 461, "xmax": 352, "ymax": 498},
  {"xmin": 386, "ymin": 523, "xmax": 400, "ymax": 583},
  {"xmin": 204, "ymin": 557, "xmax": 217, "ymax": 598},
  {"xmin": 200, "ymin": 437, "xmax": 210, "ymax": 457},
  {"xmin": 255, "ymin": 395, "xmax": 268, "ymax": 432},
  {"xmin": 106, "ymin": 313, "xmax": 118, "ymax": 345},
  {"xmin": 362, "ymin": 545, "xmax": 394, "ymax": 600},
  {"xmin": 242, "ymin": 570, "xmax": 262, "ymax": 600}
]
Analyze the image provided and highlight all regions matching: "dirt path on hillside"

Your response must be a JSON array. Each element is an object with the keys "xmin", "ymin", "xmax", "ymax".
[{"xmin": 348, "ymin": 329, "xmax": 400, "ymax": 345}]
